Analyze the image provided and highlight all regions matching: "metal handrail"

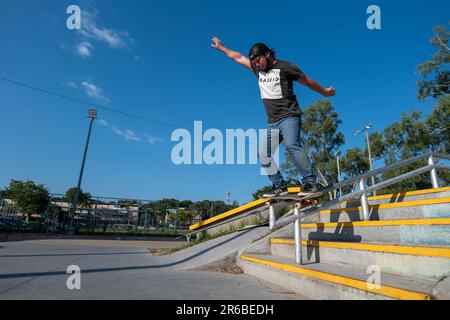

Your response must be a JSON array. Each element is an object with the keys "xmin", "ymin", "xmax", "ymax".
[
  {"xmin": 312, "ymin": 152, "xmax": 447, "ymax": 197},
  {"xmin": 272, "ymin": 152, "xmax": 450, "ymax": 265},
  {"xmin": 179, "ymin": 200, "xmax": 290, "ymax": 243},
  {"xmin": 273, "ymin": 163, "xmax": 450, "ymax": 230}
]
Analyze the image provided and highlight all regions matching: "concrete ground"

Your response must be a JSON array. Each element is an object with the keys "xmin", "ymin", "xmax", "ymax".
[{"xmin": 0, "ymin": 238, "xmax": 307, "ymax": 300}]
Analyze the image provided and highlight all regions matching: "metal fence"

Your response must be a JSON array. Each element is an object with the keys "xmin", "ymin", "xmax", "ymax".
[{"xmin": 0, "ymin": 194, "xmax": 201, "ymax": 236}]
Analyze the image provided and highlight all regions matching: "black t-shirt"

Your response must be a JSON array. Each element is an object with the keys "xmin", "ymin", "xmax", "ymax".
[{"xmin": 251, "ymin": 60, "xmax": 306, "ymax": 123}]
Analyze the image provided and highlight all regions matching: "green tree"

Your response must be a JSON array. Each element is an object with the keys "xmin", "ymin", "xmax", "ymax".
[
  {"xmin": 365, "ymin": 108, "xmax": 450, "ymax": 193},
  {"xmin": 252, "ymin": 185, "xmax": 272, "ymax": 200},
  {"xmin": 179, "ymin": 200, "xmax": 193, "ymax": 208},
  {"xmin": 190, "ymin": 200, "xmax": 214, "ymax": 220},
  {"xmin": 118, "ymin": 199, "xmax": 142, "ymax": 207},
  {"xmin": 427, "ymin": 97, "xmax": 450, "ymax": 153},
  {"xmin": 417, "ymin": 24, "xmax": 449, "ymax": 101},
  {"xmin": 5, "ymin": 180, "xmax": 50, "ymax": 220},
  {"xmin": 177, "ymin": 208, "xmax": 195, "ymax": 226},
  {"xmin": 65, "ymin": 187, "xmax": 92, "ymax": 208},
  {"xmin": 212, "ymin": 200, "xmax": 232, "ymax": 216},
  {"xmin": 341, "ymin": 147, "xmax": 370, "ymax": 179}
]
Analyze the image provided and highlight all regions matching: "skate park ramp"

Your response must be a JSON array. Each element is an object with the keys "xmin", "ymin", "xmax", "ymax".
[{"xmin": 153, "ymin": 226, "xmax": 270, "ymax": 271}]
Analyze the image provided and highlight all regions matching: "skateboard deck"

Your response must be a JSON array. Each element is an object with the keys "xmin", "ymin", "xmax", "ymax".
[
  {"xmin": 257, "ymin": 193, "xmax": 319, "ymax": 210},
  {"xmin": 260, "ymin": 191, "xmax": 321, "ymax": 202}
]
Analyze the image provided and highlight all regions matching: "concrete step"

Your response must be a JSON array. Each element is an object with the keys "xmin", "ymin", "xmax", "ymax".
[
  {"xmin": 239, "ymin": 254, "xmax": 434, "ymax": 300},
  {"xmin": 317, "ymin": 197, "xmax": 450, "ymax": 223},
  {"xmin": 331, "ymin": 187, "xmax": 450, "ymax": 209},
  {"xmin": 299, "ymin": 217, "xmax": 450, "ymax": 247},
  {"xmin": 270, "ymin": 238, "xmax": 450, "ymax": 281}
]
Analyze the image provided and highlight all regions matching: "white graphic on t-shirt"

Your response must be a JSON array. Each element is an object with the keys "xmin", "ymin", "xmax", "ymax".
[{"xmin": 258, "ymin": 69, "xmax": 282, "ymax": 100}]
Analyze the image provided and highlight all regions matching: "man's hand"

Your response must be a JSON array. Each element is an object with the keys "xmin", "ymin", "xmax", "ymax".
[
  {"xmin": 298, "ymin": 77, "xmax": 336, "ymax": 97},
  {"xmin": 211, "ymin": 37, "xmax": 225, "ymax": 52},
  {"xmin": 322, "ymin": 86, "xmax": 336, "ymax": 97},
  {"xmin": 211, "ymin": 36, "xmax": 252, "ymax": 71}
]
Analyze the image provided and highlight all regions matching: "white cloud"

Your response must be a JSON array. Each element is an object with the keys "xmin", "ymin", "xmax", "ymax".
[
  {"xmin": 111, "ymin": 126, "xmax": 142, "ymax": 142},
  {"xmin": 97, "ymin": 119, "xmax": 108, "ymax": 127},
  {"xmin": 76, "ymin": 42, "xmax": 93, "ymax": 58},
  {"xmin": 145, "ymin": 134, "xmax": 163, "ymax": 145},
  {"xmin": 65, "ymin": 81, "xmax": 78, "ymax": 89},
  {"xmin": 109, "ymin": 126, "xmax": 161, "ymax": 145},
  {"xmin": 112, "ymin": 126, "xmax": 123, "ymax": 135},
  {"xmin": 80, "ymin": 11, "xmax": 131, "ymax": 49},
  {"xmin": 124, "ymin": 129, "xmax": 142, "ymax": 142},
  {"xmin": 81, "ymin": 81, "xmax": 110, "ymax": 102}
]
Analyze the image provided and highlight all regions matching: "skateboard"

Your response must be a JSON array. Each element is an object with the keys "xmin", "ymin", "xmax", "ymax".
[{"xmin": 258, "ymin": 191, "xmax": 320, "ymax": 208}]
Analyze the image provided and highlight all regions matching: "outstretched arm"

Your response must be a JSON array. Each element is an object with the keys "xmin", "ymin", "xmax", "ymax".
[
  {"xmin": 298, "ymin": 76, "xmax": 336, "ymax": 97},
  {"xmin": 211, "ymin": 37, "xmax": 252, "ymax": 72}
]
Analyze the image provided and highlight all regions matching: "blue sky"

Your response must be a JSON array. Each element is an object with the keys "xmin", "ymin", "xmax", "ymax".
[{"xmin": 0, "ymin": 0, "xmax": 448, "ymax": 204}]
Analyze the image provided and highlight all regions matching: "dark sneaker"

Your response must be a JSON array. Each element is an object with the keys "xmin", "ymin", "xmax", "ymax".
[
  {"xmin": 262, "ymin": 185, "xmax": 289, "ymax": 198},
  {"xmin": 298, "ymin": 181, "xmax": 322, "ymax": 196}
]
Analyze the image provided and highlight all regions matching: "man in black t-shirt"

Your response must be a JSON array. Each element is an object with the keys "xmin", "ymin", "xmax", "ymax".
[{"xmin": 212, "ymin": 38, "xmax": 336, "ymax": 196}]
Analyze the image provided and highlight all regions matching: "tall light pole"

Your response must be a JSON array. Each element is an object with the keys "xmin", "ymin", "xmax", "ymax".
[
  {"xmin": 354, "ymin": 123, "xmax": 376, "ymax": 196},
  {"xmin": 68, "ymin": 109, "xmax": 97, "ymax": 234},
  {"xmin": 336, "ymin": 150, "xmax": 342, "ymax": 197}
]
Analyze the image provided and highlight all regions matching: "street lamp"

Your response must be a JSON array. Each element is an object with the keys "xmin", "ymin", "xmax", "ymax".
[
  {"xmin": 354, "ymin": 123, "xmax": 376, "ymax": 196},
  {"xmin": 68, "ymin": 109, "xmax": 97, "ymax": 234},
  {"xmin": 336, "ymin": 150, "xmax": 342, "ymax": 197}
]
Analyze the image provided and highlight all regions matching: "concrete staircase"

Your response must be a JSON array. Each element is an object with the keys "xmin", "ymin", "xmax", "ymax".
[{"xmin": 237, "ymin": 187, "xmax": 450, "ymax": 300}]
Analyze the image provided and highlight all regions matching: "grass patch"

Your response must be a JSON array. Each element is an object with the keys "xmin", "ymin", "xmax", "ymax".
[{"xmin": 151, "ymin": 244, "xmax": 191, "ymax": 256}]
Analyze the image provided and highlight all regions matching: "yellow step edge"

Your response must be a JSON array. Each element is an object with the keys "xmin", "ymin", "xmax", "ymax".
[
  {"xmin": 240, "ymin": 255, "xmax": 430, "ymax": 300},
  {"xmin": 301, "ymin": 217, "xmax": 450, "ymax": 229},
  {"xmin": 189, "ymin": 187, "xmax": 300, "ymax": 230},
  {"xmin": 320, "ymin": 197, "xmax": 450, "ymax": 215},
  {"xmin": 353, "ymin": 186, "xmax": 450, "ymax": 203},
  {"xmin": 270, "ymin": 238, "xmax": 450, "ymax": 258}
]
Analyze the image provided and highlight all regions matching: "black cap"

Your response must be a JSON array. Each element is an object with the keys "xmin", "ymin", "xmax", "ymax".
[{"xmin": 248, "ymin": 43, "xmax": 274, "ymax": 61}]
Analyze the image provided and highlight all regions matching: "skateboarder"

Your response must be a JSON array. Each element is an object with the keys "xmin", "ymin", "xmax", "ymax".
[{"xmin": 211, "ymin": 38, "xmax": 336, "ymax": 196}]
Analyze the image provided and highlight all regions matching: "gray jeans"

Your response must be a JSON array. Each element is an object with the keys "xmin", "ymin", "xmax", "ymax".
[{"xmin": 259, "ymin": 116, "xmax": 316, "ymax": 187}]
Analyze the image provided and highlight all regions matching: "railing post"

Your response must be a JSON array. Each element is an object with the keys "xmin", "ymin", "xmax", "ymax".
[
  {"xmin": 359, "ymin": 179, "xmax": 370, "ymax": 221},
  {"xmin": 428, "ymin": 155, "xmax": 439, "ymax": 189},
  {"xmin": 294, "ymin": 204, "xmax": 302, "ymax": 265},
  {"xmin": 268, "ymin": 203, "xmax": 275, "ymax": 231}
]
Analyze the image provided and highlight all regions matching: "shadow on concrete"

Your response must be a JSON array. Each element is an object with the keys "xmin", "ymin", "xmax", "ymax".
[
  {"xmin": 307, "ymin": 223, "xmax": 362, "ymax": 243},
  {"xmin": 388, "ymin": 193, "xmax": 406, "ymax": 204},
  {"xmin": 304, "ymin": 241, "xmax": 320, "ymax": 265},
  {"xmin": 0, "ymin": 229, "xmax": 254, "ymax": 280},
  {"xmin": 304, "ymin": 222, "xmax": 362, "ymax": 264},
  {"xmin": 329, "ymin": 210, "xmax": 361, "ymax": 223}
]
